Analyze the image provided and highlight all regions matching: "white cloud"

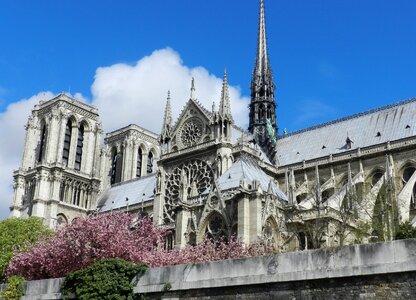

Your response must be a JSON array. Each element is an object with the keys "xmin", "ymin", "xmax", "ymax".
[
  {"xmin": 91, "ymin": 48, "xmax": 250, "ymax": 133},
  {"xmin": 0, "ymin": 48, "xmax": 250, "ymax": 219},
  {"xmin": 0, "ymin": 92, "xmax": 55, "ymax": 220}
]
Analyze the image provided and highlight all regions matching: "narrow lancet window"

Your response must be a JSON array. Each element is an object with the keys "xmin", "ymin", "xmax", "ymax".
[
  {"xmin": 136, "ymin": 148, "xmax": 142, "ymax": 177},
  {"xmin": 74, "ymin": 125, "xmax": 84, "ymax": 171},
  {"xmin": 38, "ymin": 122, "xmax": 47, "ymax": 163},
  {"xmin": 111, "ymin": 148, "xmax": 122, "ymax": 184},
  {"xmin": 147, "ymin": 152, "xmax": 153, "ymax": 174},
  {"xmin": 62, "ymin": 120, "xmax": 72, "ymax": 166}
]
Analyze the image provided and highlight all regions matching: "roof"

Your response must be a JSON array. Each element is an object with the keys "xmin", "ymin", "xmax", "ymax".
[
  {"xmin": 276, "ymin": 98, "xmax": 416, "ymax": 166},
  {"xmin": 216, "ymin": 157, "xmax": 288, "ymax": 201},
  {"xmin": 98, "ymin": 175, "xmax": 156, "ymax": 212}
]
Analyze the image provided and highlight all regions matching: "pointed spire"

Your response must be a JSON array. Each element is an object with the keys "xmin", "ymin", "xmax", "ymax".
[
  {"xmin": 255, "ymin": 0, "xmax": 271, "ymax": 76},
  {"xmin": 219, "ymin": 69, "xmax": 233, "ymax": 122},
  {"xmin": 190, "ymin": 77, "xmax": 196, "ymax": 100},
  {"xmin": 160, "ymin": 91, "xmax": 172, "ymax": 143},
  {"xmin": 249, "ymin": 0, "xmax": 277, "ymax": 151}
]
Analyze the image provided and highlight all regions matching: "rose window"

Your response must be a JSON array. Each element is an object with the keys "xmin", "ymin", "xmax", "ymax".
[
  {"xmin": 205, "ymin": 214, "xmax": 228, "ymax": 241},
  {"xmin": 164, "ymin": 160, "xmax": 214, "ymax": 223},
  {"xmin": 180, "ymin": 118, "xmax": 203, "ymax": 147}
]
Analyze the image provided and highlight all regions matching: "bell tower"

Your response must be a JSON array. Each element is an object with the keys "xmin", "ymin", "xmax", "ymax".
[{"xmin": 10, "ymin": 94, "xmax": 102, "ymax": 228}]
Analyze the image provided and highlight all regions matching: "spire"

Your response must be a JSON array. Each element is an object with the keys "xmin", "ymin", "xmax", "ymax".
[
  {"xmin": 160, "ymin": 91, "xmax": 172, "ymax": 143},
  {"xmin": 190, "ymin": 77, "xmax": 196, "ymax": 100},
  {"xmin": 254, "ymin": 0, "xmax": 271, "ymax": 76},
  {"xmin": 219, "ymin": 69, "xmax": 233, "ymax": 122},
  {"xmin": 249, "ymin": 0, "xmax": 277, "ymax": 152}
]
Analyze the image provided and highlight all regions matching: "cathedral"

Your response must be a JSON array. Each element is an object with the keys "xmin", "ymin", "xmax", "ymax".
[{"xmin": 9, "ymin": 0, "xmax": 416, "ymax": 251}]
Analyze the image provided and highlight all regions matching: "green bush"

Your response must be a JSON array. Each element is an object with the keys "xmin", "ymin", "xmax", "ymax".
[
  {"xmin": 395, "ymin": 221, "xmax": 416, "ymax": 240},
  {"xmin": 62, "ymin": 258, "xmax": 148, "ymax": 300},
  {"xmin": 0, "ymin": 217, "xmax": 52, "ymax": 282},
  {"xmin": 0, "ymin": 275, "xmax": 24, "ymax": 300}
]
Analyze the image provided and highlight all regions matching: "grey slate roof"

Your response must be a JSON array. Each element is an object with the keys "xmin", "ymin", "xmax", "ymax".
[
  {"xmin": 216, "ymin": 157, "xmax": 288, "ymax": 201},
  {"xmin": 98, "ymin": 175, "xmax": 156, "ymax": 212},
  {"xmin": 276, "ymin": 98, "xmax": 416, "ymax": 166}
]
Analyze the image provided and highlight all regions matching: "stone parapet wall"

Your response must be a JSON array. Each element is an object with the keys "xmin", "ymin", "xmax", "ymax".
[{"xmin": 1, "ymin": 239, "xmax": 416, "ymax": 299}]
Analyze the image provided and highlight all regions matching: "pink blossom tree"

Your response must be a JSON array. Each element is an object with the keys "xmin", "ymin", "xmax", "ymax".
[{"xmin": 6, "ymin": 212, "xmax": 273, "ymax": 280}]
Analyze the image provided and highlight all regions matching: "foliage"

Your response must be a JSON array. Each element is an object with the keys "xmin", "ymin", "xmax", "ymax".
[
  {"xmin": 0, "ymin": 275, "xmax": 24, "ymax": 300},
  {"xmin": 352, "ymin": 221, "xmax": 371, "ymax": 244},
  {"xmin": 0, "ymin": 217, "xmax": 52, "ymax": 281},
  {"xmin": 395, "ymin": 221, "xmax": 416, "ymax": 240},
  {"xmin": 6, "ymin": 212, "xmax": 273, "ymax": 281},
  {"xmin": 62, "ymin": 259, "xmax": 147, "ymax": 300},
  {"xmin": 162, "ymin": 282, "xmax": 172, "ymax": 292},
  {"xmin": 372, "ymin": 182, "xmax": 399, "ymax": 242}
]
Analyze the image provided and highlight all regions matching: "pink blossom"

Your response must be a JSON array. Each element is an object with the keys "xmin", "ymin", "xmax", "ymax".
[{"xmin": 6, "ymin": 212, "xmax": 272, "ymax": 280}]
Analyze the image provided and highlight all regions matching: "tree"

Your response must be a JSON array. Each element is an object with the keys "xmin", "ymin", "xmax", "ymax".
[
  {"xmin": 5, "ymin": 212, "xmax": 272, "ymax": 280},
  {"xmin": 395, "ymin": 221, "xmax": 416, "ymax": 240},
  {"xmin": 0, "ymin": 217, "xmax": 52, "ymax": 282}
]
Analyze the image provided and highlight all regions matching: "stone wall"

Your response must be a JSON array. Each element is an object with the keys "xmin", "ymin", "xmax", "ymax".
[{"xmin": 1, "ymin": 239, "xmax": 416, "ymax": 300}]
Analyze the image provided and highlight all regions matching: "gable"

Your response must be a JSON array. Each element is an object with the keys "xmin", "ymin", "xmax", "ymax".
[{"xmin": 170, "ymin": 99, "xmax": 213, "ymax": 151}]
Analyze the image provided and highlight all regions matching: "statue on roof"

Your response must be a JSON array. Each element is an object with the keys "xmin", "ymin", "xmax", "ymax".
[{"xmin": 266, "ymin": 118, "xmax": 277, "ymax": 145}]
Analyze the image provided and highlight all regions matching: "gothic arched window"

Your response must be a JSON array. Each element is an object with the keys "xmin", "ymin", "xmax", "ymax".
[
  {"xmin": 136, "ymin": 148, "xmax": 143, "ymax": 178},
  {"xmin": 110, "ymin": 148, "xmax": 122, "ymax": 184},
  {"xmin": 205, "ymin": 214, "xmax": 228, "ymax": 241},
  {"xmin": 38, "ymin": 121, "xmax": 47, "ymax": 163},
  {"xmin": 62, "ymin": 120, "xmax": 72, "ymax": 166},
  {"xmin": 147, "ymin": 152, "xmax": 153, "ymax": 174},
  {"xmin": 74, "ymin": 124, "xmax": 84, "ymax": 171}
]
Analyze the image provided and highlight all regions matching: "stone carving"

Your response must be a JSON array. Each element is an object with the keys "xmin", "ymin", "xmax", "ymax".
[
  {"xmin": 180, "ymin": 118, "xmax": 203, "ymax": 147},
  {"xmin": 164, "ymin": 160, "xmax": 214, "ymax": 223}
]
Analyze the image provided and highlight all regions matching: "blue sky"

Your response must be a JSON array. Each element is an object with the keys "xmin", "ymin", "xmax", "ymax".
[{"xmin": 0, "ymin": 0, "xmax": 415, "ymax": 218}]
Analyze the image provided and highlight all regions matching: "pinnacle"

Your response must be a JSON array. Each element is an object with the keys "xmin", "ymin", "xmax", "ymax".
[
  {"xmin": 219, "ymin": 69, "xmax": 233, "ymax": 122},
  {"xmin": 190, "ymin": 77, "xmax": 196, "ymax": 100}
]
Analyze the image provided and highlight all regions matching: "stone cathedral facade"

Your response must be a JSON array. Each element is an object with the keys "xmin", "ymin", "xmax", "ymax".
[{"xmin": 10, "ymin": 0, "xmax": 416, "ymax": 251}]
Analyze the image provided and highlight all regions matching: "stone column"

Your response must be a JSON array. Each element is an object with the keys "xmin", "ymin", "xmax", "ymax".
[
  {"xmin": 45, "ymin": 109, "xmax": 61, "ymax": 164},
  {"xmin": 249, "ymin": 194, "xmax": 263, "ymax": 243},
  {"xmin": 131, "ymin": 143, "xmax": 139, "ymax": 179},
  {"xmin": 68, "ymin": 126, "xmax": 79, "ymax": 169},
  {"xmin": 175, "ymin": 208, "xmax": 190, "ymax": 249},
  {"xmin": 55, "ymin": 116, "xmax": 67, "ymax": 165},
  {"xmin": 153, "ymin": 170, "xmax": 165, "ymax": 225},
  {"xmin": 237, "ymin": 194, "xmax": 250, "ymax": 244},
  {"xmin": 122, "ymin": 140, "xmax": 132, "ymax": 182},
  {"xmin": 10, "ymin": 175, "xmax": 25, "ymax": 217},
  {"xmin": 91, "ymin": 124, "xmax": 102, "ymax": 178},
  {"xmin": 21, "ymin": 115, "xmax": 40, "ymax": 169},
  {"xmin": 31, "ymin": 172, "xmax": 50, "ymax": 219}
]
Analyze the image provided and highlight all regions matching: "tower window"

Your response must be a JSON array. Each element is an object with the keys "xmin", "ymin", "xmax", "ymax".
[
  {"xmin": 74, "ymin": 125, "xmax": 84, "ymax": 171},
  {"xmin": 111, "ymin": 148, "xmax": 122, "ymax": 184},
  {"xmin": 62, "ymin": 120, "xmax": 72, "ymax": 166},
  {"xmin": 136, "ymin": 148, "xmax": 143, "ymax": 177},
  {"xmin": 147, "ymin": 152, "xmax": 153, "ymax": 174},
  {"xmin": 37, "ymin": 122, "xmax": 47, "ymax": 163}
]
